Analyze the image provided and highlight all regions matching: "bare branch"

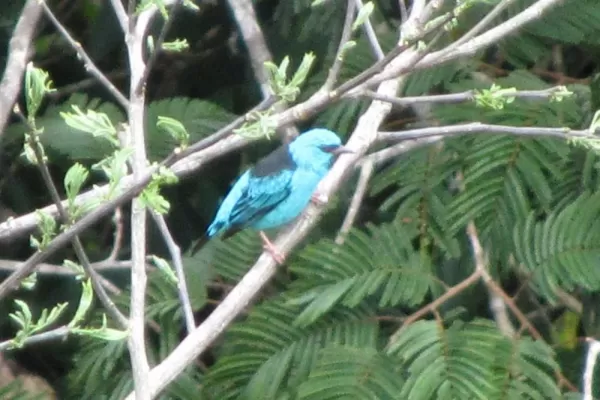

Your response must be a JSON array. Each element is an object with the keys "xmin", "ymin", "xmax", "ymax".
[
  {"xmin": 378, "ymin": 123, "xmax": 592, "ymax": 142},
  {"xmin": 354, "ymin": 0, "xmax": 384, "ymax": 60},
  {"xmin": 464, "ymin": 220, "xmax": 516, "ymax": 337},
  {"xmin": 324, "ymin": 0, "xmax": 356, "ymax": 90},
  {"xmin": 126, "ymin": 3, "xmax": 156, "ymax": 397},
  {"xmin": 150, "ymin": 212, "xmax": 195, "ymax": 334},
  {"xmin": 0, "ymin": 259, "xmax": 131, "ymax": 275},
  {"xmin": 138, "ymin": 0, "xmax": 185, "ymax": 94},
  {"xmin": 107, "ymin": 208, "xmax": 125, "ymax": 262},
  {"xmin": 0, "ymin": 0, "xmax": 43, "ymax": 139},
  {"xmin": 0, "ymin": 326, "xmax": 70, "ymax": 352},
  {"xmin": 371, "ymin": 0, "xmax": 565, "ymax": 85},
  {"xmin": 446, "ymin": 0, "xmax": 516, "ymax": 52},
  {"xmin": 40, "ymin": 0, "xmax": 129, "ymax": 108},
  {"xmin": 357, "ymin": 86, "xmax": 567, "ymax": 106},
  {"xmin": 335, "ymin": 160, "xmax": 373, "ymax": 245}
]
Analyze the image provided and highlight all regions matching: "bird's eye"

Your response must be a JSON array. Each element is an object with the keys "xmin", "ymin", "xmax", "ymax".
[{"xmin": 320, "ymin": 144, "xmax": 340, "ymax": 153}]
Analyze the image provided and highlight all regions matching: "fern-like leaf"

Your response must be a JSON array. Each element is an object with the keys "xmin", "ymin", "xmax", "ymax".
[{"xmin": 289, "ymin": 222, "xmax": 435, "ymax": 327}]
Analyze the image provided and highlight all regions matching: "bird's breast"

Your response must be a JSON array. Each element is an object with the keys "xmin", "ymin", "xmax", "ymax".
[{"xmin": 250, "ymin": 169, "xmax": 325, "ymax": 230}]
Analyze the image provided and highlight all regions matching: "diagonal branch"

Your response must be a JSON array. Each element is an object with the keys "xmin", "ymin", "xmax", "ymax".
[
  {"xmin": 324, "ymin": 0, "xmax": 356, "ymax": 90},
  {"xmin": 368, "ymin": 0, "xmax": 565, "ymax": 86},
  {"xmin": 354, "ymin": 0, "xmax": 384, "ymax": 60},
  {"xmin": 0, "ymin": 0, "xmax": 43, "ymax": 139},
  {"xmin": 40, "ymin": 0, "xmax": 129, "ymax": 108},
  {"xmin": 150, "ymin": 212, "xmax": 195, "ymax": 334}
]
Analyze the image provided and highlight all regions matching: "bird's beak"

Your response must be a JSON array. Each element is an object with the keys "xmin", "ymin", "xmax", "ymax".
[{"xmin": 332, "ymin": 146, "xmax": 353, "ymax": 156}]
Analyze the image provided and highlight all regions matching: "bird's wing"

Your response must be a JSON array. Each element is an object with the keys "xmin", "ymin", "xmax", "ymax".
[{"xmin": 227, "ymin": 145, "xmax": 296, "ymax": 228}]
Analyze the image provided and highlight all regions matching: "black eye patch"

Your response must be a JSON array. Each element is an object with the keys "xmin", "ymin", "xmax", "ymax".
[{"xmin": 320, "ymin": 144, "xmax": 340, "ymax": 153}]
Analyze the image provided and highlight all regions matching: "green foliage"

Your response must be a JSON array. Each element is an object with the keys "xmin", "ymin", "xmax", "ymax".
[
  {"xmin": 514, "ymin": 192, "xmax": 600, "ymax": 300},
  {"xmin": 204, "ymin": 300, "xmax": 378, "ymax": 399},
  {"xmin": 288, "ymin": 222, "xmax": 435, "ymax": 326},
  {"xmin": 388, "ymin": 319, "xmax": 561, "ymax": 400}
]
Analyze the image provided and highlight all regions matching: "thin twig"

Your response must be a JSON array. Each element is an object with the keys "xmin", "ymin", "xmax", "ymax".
[
  {"xmin": 443, "ymin": 0, "xmax": 516, "ymax": 55},
  {"xmin": 39, "ymin": 0, "xmax": 128, "ymax": 108},
  {"xmin": 107, "ymin": 208, "xmax": 124, "ymax": 262},
  {"xmin": 358, "ymin": 86, "xmax": 566, "ymax": 106},
  {"xmin": 137, "ymin": 0, "xmax": 184, "ymax": 95},
  {"xmin": 375, "ymin": 0, "xmax": 566, "ymax": 83},
  {"xmin": 47, "ymin": 71, "xmax": 128, "ymax": 101},
  {"xmin": 0, "ymin": 259, "xmax": 131, "ymax": 275},
  {"xmin": 0, "ymin": 326, "xmax": 70, "ymax": 351},
  {"xmin": 386, "ymin": 270, "xmax": 482, "ymax": 347},
  {"xmin": 354, "ymin": 0, "xmax": 384, "ymax": 60},
  {"xmin": 324, "ymin": 0, "xmax": 356, "ymax": 90},
  {"xmin": 0, "ymin": 0, "xmax": 43, "ymax": 139},
  {"xmin": 335, "ymin": 160, "xmax": 373, "ymax": 245},
  {"xmin": 378, "ymin": 123, "xmax": 593, "ymax": 142},
  {"xmin": 361, "ymin": 135, "xmax": 442, "ymax": 166},
  {"xmin": 150, "ymin": 212, "xmax": 195, "ymax": 335},
  {"xmin": 464, "ymin": 221, "xmax": 516, "ymax": 337}
]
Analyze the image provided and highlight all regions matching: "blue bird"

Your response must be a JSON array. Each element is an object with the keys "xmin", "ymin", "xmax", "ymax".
[{"xmin": 195, "ymin": 128, "xmax": 351, "ymax": 263}]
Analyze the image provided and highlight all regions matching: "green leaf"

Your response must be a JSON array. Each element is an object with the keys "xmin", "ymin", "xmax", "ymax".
[
  {"xmin": 157, "ymin": 115, "xmax": 189, "ymax": 148},
  {"xmin": 352, "ymin": 2, "xmax": 374, "ymax": 32},
  {"xmin": 24, "ymin": 63, "xmax": 55, "ymax": 118},
  {"xmin": 69, "ymin": 279, "xmax": 94, "ymax": 328},
  {"xmin": 150, "ymin": 255, "xmax": 179, "ymax": 285},
  {"xmin": 60, "ymin": 105, "xmax": 119, "ymax": 147}
]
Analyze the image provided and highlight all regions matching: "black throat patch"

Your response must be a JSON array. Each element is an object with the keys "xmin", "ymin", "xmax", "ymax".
[{"xmin": 251, "ymin": 144, "xmax": 297, "ymax": 177}]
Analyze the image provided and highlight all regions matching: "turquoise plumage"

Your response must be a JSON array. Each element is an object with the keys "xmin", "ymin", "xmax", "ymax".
[{"xmin": 202, "ymin": 128, "xmax": 350, "ymax": 262}]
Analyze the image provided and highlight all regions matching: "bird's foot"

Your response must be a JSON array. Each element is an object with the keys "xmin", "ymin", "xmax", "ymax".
[
  {"xmin": 260, "ymin": 231, "xmax": 286, "ymax": 264},
  {"xmin": 311, "ymin": 192, "xmax": 329, "ymax": 206}
]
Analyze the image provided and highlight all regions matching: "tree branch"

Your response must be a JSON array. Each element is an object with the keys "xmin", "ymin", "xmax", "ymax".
[
  {"xmin": 40, "ymin": 0, "xmax": 129, "ymax": 108},
  {"xmin": 0, "ymin": 326, "xmax": 70, "ymax": 352},
  {"xmin": 335, "ymin": 159, "xmax": 373, "ymax": 245},
  {"xmin": 0, "ymin": 0, "xmax": 43, "ymax": 139},
  {"xmin": 358, "ymin": 86, "xmax": 567, "ymax": 106},
  {"xmin": 150, "ymin": 212, "xmax": 195, "ymax": 334},
  {"xmin": 324, "ymin": 0, "xmax": 356, "ymax": 90},
  {"xmin": 354, "ymin": 0, "xmax": 384, "ymax": 60},
  {"xmin": 378, "ymin": 122, "xmax": 593, "ymax": 142},
  {"xmin": 125, "ymin": 3, "xmax": 155, "ymax": 397},
  {"xmin": 370, "ymin": 0, "xmax": 565, "ymax": 86}
]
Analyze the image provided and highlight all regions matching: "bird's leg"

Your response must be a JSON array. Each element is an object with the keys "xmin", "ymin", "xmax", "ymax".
[
  {"xmin": 259, "ymin": 231, "xmax": 286, "ymax": 264},
  {"xmin": 311, "ymin": 191, "xmax": 329, "ymax": 206}
]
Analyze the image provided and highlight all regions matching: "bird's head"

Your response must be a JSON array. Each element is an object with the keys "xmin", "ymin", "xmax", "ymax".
[{"xmin": 289, "ymin": 128, "xmax": 352, "ymax": 171}]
